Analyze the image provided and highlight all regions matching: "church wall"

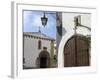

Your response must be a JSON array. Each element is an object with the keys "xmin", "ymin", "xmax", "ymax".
[{"xmin": 24, "ymin": 36, "xmax": 52, "ymax": 68}]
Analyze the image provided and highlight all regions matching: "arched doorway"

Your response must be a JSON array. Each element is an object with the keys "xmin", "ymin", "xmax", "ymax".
[
  {"xmin": 39, "ymin": 51, "xmax": 50, "ymax": 68},
  {"xmin": 64, "ymin": 35, "xmax": 90, "ymax": 67}
]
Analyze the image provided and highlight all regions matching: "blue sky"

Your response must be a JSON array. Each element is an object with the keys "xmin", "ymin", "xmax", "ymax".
[{"xmin": 23, "ymin": 10, "xmax": 57, "ymax": 39}]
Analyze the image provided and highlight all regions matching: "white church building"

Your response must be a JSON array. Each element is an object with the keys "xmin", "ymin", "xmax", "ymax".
[{"xmin": 23, "ymin": 31, "xmax": 56, "ymax": 69}]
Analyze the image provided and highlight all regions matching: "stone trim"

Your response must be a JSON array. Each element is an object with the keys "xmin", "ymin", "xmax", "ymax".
[{"xmin": 23, "ymin": 34, "xmax": 55, "ymax": 41}]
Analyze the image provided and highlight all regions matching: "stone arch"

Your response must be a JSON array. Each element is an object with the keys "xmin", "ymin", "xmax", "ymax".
[
  {"xmin": 58, "ymin": 30, "xmax": 74, "ymax": 67},
  {"xmin": 58, "ymin": 30, "xmax": 90, "ymax": 67}
]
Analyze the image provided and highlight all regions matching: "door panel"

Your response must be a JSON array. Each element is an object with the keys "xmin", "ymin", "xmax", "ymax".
[
  {"xmin": 40, "ymin": 57, "xmax": 47, "ymax": 68},
  {"xmin": 64, "ymin": 38, "xmax": 76, "ymax": 67},
  {"xmin": 64, "ymin": 35, "xmax": 90, "ymax": 67},
  {"xmin": 77, "ymin": 37, "xmax": 89, "ymax": 66}
]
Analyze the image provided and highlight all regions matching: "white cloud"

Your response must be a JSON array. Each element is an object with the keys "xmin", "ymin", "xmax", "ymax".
[{"xmin": 32, "ymin": 15, "xmax": 42, "ymax": 27}]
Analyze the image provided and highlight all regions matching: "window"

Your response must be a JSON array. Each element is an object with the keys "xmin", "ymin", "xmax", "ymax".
[{"xmin": 38, "ymin": 40, "xmax": 42, "ymax": 49}]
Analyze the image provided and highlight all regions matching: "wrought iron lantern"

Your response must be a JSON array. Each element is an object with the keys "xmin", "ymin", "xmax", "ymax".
[{"xmin": 41, "ymin": 12, "xmax": 48, "ymax": 27}]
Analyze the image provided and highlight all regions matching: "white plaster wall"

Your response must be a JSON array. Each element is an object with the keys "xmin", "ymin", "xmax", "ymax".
[
  {"xmin": 62, "ymin": 13, "xmax": 91, "ymax": 36},
  {"xmin": 58, "ymin": 12, "xmax": 91, "ymax": 67},
  {"xmin": 24, "ymin": 36, "xmax": 51, "ymax": 68}
]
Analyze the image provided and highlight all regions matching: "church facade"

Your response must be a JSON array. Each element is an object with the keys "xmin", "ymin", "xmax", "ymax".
[{"xmin": 23, "ymin": 32, "xmax": 56, "ymax": 69}]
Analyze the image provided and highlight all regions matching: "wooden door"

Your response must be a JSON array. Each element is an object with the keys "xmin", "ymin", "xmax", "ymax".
[
  {"xmin": 40, "ymin": 57, "xmax": 47, "ymax": 68},
  {"xmin": 64, "ymin": 35, "xmax": 90, "ymax": 67},
  {"xmin": 39, "ymin": 51, "xmax": 50, "ymax": 68}
]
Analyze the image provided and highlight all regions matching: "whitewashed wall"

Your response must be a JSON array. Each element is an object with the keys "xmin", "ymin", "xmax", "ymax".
[
  {"xmin": 62, "ymin": 13, "xmax": 91, "ymax": 36},
  {"xmin": 24, "ymin": 36, "xmax": 51, "ymax": 68},
  {"xmin": 58, "ymin": 13, "xmax": 91, "ymax": 67}
]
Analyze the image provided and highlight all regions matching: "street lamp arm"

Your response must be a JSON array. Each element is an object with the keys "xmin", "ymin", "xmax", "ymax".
[{"xmin": 78, "ymin": 23, "xmax": 91, "ymax": 31}]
